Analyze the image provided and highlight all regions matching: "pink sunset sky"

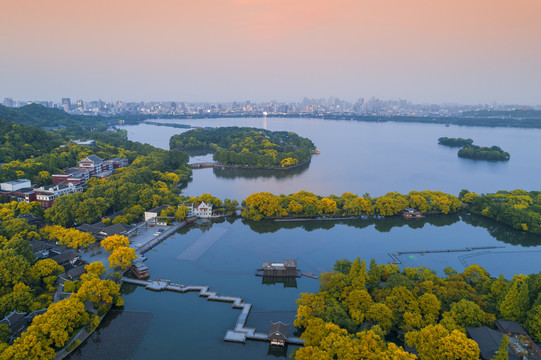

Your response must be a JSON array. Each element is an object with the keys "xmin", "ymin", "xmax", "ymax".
[{"xmin": 1, "ymin": 0, "xmax": 540, "ymax": 104}]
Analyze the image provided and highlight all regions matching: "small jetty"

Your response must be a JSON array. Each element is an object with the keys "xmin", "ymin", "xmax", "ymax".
[
  {"xmin": 121, "ymin": 277, "xmax": 305, "ymax": 346},
  {"xmin": 137, "ymin": 222, "xmax": 186, "ymax": 255},
  {"xmin": 301, "ymin": 272, "xmax": 319, "ymax": 279},
  {"xmin": 388, "ymin": 246, "xmax": 506, "ymax": 264}
]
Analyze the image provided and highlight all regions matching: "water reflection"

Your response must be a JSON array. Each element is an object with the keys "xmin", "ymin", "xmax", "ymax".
[
  {"xmin": 241, "ymin": 213, "xmax": 541, "ymax": 247},
  {"xmin": 267, "ymin": 344, "xmax": 288, "ymax": 358},
  {"xmin": 242, "ymin": 214, "xmax": 461, "ymax": 234},
  {"xmin": 460, "ymin": 213, "xmax": 541, "ymax": 247},
  {"xmin": 261, "ymin": 276, "xmax": 298, "ymax": 288},
  {"xmin": 212, "ymin": 163, "xmax": 310, "ymax": 180}
]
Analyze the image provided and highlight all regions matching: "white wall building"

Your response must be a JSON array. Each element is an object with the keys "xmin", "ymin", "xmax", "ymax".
[
  {"xmin": 188, "ymin": 202, "xmax": 213, "ymax": 218},
  {"xmin": 0, "ymin": 179, "xmax": 31, "ymax": 192}
]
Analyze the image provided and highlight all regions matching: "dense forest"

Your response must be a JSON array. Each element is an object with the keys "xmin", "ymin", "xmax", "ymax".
[
  {"xmin": 458, "ymin": 145, "xmax": 510, "ymax": 161},
  {"xmin": 241, "ymin": 191, "xmax": 462, "ymax": 221},
  {"xmin": 0, "ymin": 200, "xmax": 125, "ymax": 358},
  {"xmin": 461, "ymin": 189, "xmax": 541, "ymax": 235},
  {"xmin": 293, "ymin": 259, "xmax": 541, "ymax": 359},
  {"xmin": 0, "ymin": 118, "xmax": 192, "ymax": 357},
  {"xmin": 437, "ymin": 137, "xmax": 474, "ymax": 147},
  {"xmin": 170, "ymin": 127, "xmax": 316, "ymax": 168},
  {"xmin": 0, "ymin": 119, "xmax": 63, "ymax": 163}
]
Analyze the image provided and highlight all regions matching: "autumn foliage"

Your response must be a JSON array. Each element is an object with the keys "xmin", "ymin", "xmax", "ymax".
[
  {"xmin": 293, "ymin": 259, "xmax": 541, "ymax": 359},
  {"xmin": 242, "ymin": 190, "xmax": 462, "ymax": 221}
]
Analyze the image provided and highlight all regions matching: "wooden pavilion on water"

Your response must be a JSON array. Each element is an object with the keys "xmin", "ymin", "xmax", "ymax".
[
  {"xmin": 268, "ymin": 321, "xmax": 290, "ymax": 346},
  {"xmin": 130, "ymin": 261, "xmax": 150, "ymax": 279},
  {"xmin": 257, "ymin": 260, "xmax": 301, "ymax": 278}
]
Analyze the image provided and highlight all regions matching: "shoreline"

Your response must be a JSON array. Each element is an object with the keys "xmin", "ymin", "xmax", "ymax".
[
  {"xmin": 189, "ymin": 158, "xmax": 312, "ymax": 171},
  {"xmin": 274, "ymin": 216, "xmax": 360, "ymax": 222}
]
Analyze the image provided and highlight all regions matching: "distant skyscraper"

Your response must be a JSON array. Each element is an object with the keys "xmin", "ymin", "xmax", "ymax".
[
  {"xmin": 3, "ymin": 98, "xmax": 13, "ymax": 107},
  {"xmin": 76, "ymin": 99, "xmax": 83, "ymax": 110},
  {"xmin": 61, "ymin": 98, "xmax": 71, "ymax": 112}
]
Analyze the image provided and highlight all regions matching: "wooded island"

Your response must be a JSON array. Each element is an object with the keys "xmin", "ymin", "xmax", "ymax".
[{"xmin": 169, "ymin": 127, "xmax": 316, "ymax": 169}]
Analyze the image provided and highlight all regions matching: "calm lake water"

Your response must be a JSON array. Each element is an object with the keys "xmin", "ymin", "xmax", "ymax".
[
  {"xmin": 71, "ymin": 119, "xmax": 541, "ymax": 359},
  {"xmin": 120, "ymin": 117, "xmax": 541, "ymax": 199}
]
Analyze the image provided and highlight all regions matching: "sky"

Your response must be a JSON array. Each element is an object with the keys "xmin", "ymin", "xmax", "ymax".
[{"xmin": 1, "ymin": 0, "xmax": 540, "ymax": 104}]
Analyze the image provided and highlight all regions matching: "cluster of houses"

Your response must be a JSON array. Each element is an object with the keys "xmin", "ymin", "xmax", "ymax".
[
  {"xmin": 0, "ymin": 239, "xmax": 88, "ymax": 343},
  {"xmin": 142, "ymin": 201, "xmax": 215, "ymax": 225},
  {"xmin": 0, "ymin": 155, "xmax": 128, "ymax": 208}
]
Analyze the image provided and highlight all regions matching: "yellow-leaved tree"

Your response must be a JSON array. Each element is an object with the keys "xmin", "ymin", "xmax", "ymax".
[
  {"xmin": 101, "ymin": 234, "xmax": 130, "ymax": 253},
  {"xmin": 108, "ymin": 246, "xmax": 137, "ymax": 269},
  {"xmin": 405, "ymin": 324, "xmax": 480, "ymax": 360}
]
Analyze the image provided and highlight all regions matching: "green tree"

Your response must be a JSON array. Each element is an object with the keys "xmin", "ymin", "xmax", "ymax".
[
  {"xmin": 493, "ymin": 335, "xmax": 509, "ymax": 360},
  {"xmin": 500, "ymin": 276, "xmax": 530, "ymax": 322}
]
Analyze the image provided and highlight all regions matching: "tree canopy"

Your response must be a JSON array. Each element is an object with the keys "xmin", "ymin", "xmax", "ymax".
[
  {"xmin": 170, "ymin": 127, "xmax": 316, "ymax": 168},
  {"xmin": 242, "ymin": 191, "xmax": 462, "ymax": 221},
  {"xmin": 293, "ymin": 260, "xmax": 541, "ymax": 359}
]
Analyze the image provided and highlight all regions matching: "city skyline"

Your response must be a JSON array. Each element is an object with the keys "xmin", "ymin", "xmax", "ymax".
[{"xmin": 1, "ymin": 0, "xmax": 540, "ymax": 104}]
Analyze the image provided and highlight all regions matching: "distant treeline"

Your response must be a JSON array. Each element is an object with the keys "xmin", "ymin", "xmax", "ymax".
[
  {"xmin": 438, "ymin": 137, "xmax": 510, "ymax": 161},
  {"xmin": 458, "ymin": 145, "xmax": 510, "ymax": 161},
  {"xmin": 438, "ymin": 137, "xmax": 474, "ymax": 147}
]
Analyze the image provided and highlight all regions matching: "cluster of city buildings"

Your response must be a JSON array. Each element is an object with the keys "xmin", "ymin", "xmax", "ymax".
[
  {"xmin": 4, "ymin": 96, "xmax": 539, "ymax": 117},
  {"xmin": 0, "ymin": 154, "xmax": 128, "ymax": 208}
]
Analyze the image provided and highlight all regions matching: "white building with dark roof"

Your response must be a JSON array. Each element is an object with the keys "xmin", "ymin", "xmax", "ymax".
[{"xmin": 188, "ymin": 202, "xmax": 213, "ymax": 218}]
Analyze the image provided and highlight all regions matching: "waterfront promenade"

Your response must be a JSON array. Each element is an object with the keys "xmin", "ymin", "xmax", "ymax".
[{"xmin": 121, "ymin": 277, "xmax": 305, "ymax": 346}]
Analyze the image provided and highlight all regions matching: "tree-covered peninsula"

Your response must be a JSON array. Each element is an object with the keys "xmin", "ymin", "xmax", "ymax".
[
  {"xmin": 293, "ymin": 259, "xmax": 541, "ymax": 359},
  {"xmin": 241, "ymin": 191, "xmax": 462, "ymax": 221},
  {"xmin": 437, "ymin": 137, "xmax": 474, "ymax": 147},
  {"xmin": 461, "ymin": 189, "xmax": 541, "ymax": 234},
  {"xmin": 458, "ymin": 145, "xmax": 510, "ymax": 161},
  {"xmin": 169, "ymin": 127, "xmax": 316, "ymax": 168}
]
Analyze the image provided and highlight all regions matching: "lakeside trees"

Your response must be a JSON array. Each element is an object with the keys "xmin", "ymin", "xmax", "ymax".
[
  {"xmin": 461, "ymin": 189, "xmax": 541, "ymax": 235},
  {"xmin": 241, "ymin": 191, "xmax": 462, "ymax": 221},
  {"xmin": 293, "ymin": 260, "xmax": 541, "ymax": 359},
  {"xmin": 101, "ymin": 235, "xmax": 137, "ymax": 270},
  {"xmin": 169, "ymin": 127, "xmax": 316, "ymax": 168}
]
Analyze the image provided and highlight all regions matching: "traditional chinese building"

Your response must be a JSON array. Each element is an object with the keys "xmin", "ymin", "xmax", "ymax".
[
  {"xmin": 258, "ymin": 260, "xmax": 300, "ymax": 277},
  {"xmin": 268, "ymin": 321, "xmax": 290, "ymax": 346}
]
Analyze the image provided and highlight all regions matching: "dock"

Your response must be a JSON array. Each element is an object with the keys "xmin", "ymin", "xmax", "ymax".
[
  {"xmin": 137, "ymin": 221, "xmax": 186, "ymax": 255},
  {"xmin": 121, "ymin": 277, "xmax": 305, "ymax": 346},
  {"xmin": 301, "ymin": 272, "xmax": 319, "ymax": 279}
]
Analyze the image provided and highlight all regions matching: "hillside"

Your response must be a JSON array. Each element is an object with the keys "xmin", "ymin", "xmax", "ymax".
[{"xmin": 0, "ymin": 119, "xmax": 63, "ymax": 163}]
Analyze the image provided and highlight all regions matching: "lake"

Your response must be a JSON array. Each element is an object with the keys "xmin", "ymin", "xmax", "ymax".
[
  {"xmin": 70, "ymin": 118, "xmax": 541, "ymax": 359},
  {"xmin": 119, "ymin": 117, "xmax": 541, "ymax": 200}
]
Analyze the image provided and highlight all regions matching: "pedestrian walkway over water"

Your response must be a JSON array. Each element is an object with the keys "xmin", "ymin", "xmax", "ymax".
[
  {"xmin": 121, "ymin": 277, "xmax": 305, "ymax": 346},
  {"xmin": 388, "ymin": 245, "xmax": 506, "ymax": 264},
  {"xmin": 136, "ymin": 222, "xmax": 186, "ymax": 255}
]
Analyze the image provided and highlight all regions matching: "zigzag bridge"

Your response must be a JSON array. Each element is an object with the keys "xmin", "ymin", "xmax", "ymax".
[{"xmin": 121, "ymin": 277, "xmax": 304, "ymax": 345}]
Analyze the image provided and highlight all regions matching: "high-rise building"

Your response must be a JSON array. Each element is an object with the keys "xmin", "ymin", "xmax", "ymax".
[
  {"xmin": 61, "ymin": 98, "xmax": 71, "ymax": 112},
  {"xmin": 76, "ymin": 100, "xmax": 84, "ymax": 110},
  {"xmin": 3, "ymin": 98, "xmax": 13, "ymax": 107}
]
